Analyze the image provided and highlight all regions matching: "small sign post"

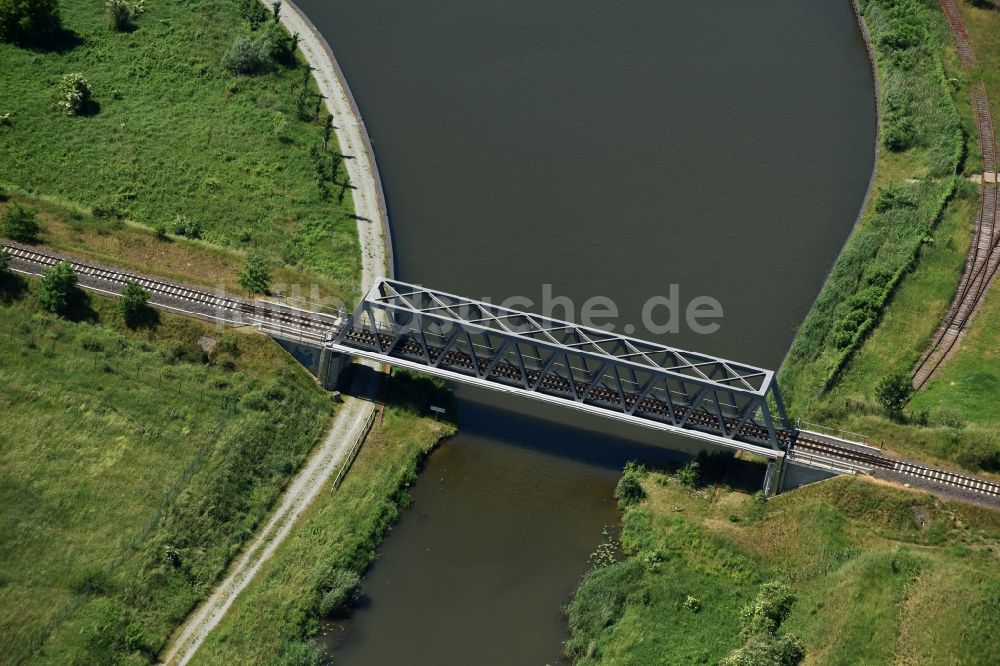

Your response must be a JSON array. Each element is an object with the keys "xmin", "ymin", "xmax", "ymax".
[{"xmin": 429, "ymin": 405, "xmax": 445, "ymax": 421}]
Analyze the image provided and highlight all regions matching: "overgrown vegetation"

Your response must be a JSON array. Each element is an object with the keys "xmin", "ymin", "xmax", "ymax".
[
  {"xmin": 2, "ymin": 202, "xmax": 38, "ymax": 242},
  {"xmin": 780, "ymin": 0, "xmax": 964, "ymax": 409},
  {"xmin": 0, "ymin": 280, "xmax": 334, "ymax": 664},
  {"xmin": 775, "ymin": 1, "xmax": 1000, "ymax": 476},
  {"xmin": 564, "ymin": 468, "xmax": 1000, "ymax": 665},
  {"xmin": 0, "ymin": 0, "xmax": 361, "ymax": 304},
  {"xmin": 192, "ymin": 370, "xmax": 455, "ymax": 663}
]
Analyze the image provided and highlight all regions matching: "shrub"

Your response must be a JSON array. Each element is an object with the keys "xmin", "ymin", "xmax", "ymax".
[
  {"xmin": 0, "ymin": 247, "xmax": 9, "ymax": 275},
  {"xmin": 119, "ymin": 280, "xmax": 149, "ymax": 327},
  {"xmin": 239, "ymin": 251, "xmax": 271, "ymax": 294},
  {"xmin": 0, "ymin": 0, "xmax": 61, "ymax": 44},
  {"xmin": 3, "ymin": 203, "xmax": 40, "ymax": 242},
  {"xmin": 238, "ymin": 0, "xmax": 268, "ymax": 30},
  {"xmin": 875, "ymin": 372, "xmax": 913, "ymax": 416},
  {"xmin": 675, "ymin": 460, "xmax": 700, "ymax": 488},
  {"xmin": 614, "ymin": 462, "xmax": 646, "ymax": 508},
  {"xmin": 152, "ymin": 219, "xmax": 169, "ymax": 240},
  {"xmin": 171, "ymin": 214, "xmax": 202, "ymax": 239},
  {"xmin": 37, "ymin": 260, "xmax": 78, "ymax": 314},
  {"xmin": 107, "ymin": 0, "xmax": 143, "ymax": 32},
  {"xmin": 721, "ymin": 633, "xmax": 805, "ymax": 666},
  {"xmin": 740, "ymin": 581, "xmax": 795, "ymax": 637},
  {"xmin": 316, "ymin": 568, "xmax": 361, "ymax": 617},
  {"xmin": 221, "ymin": 33, "xmax": 271, "ymax": 76},
  {"xmin": 261, "ymin": 20, "xmax": 295, "ymax": 65},
  {"xmin": 56, "ymin": 73, "xmax": 93, "ymax": 116}
]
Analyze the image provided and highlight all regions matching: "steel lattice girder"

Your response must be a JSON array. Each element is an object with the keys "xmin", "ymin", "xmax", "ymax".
[{"xmin": 333, "ymin": 279, "xmax": 795, "ymax": 449}]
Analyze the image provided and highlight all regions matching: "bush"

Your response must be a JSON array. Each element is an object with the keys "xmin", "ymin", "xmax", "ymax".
[
  {"xmin": 56, "ymin": 73, "xmax": 93, "ymax": 116},
  {"xmin": 676, "ymin": 460, "xmax": 700, "ymax": 488},
  {"xmin": 107, "ymin": 0, "xmax": 143, "ymax": 32},
  {"xmin": 37, "ymin": 260, "xmax": 78, "ymax": 314},
  {"xmin": 0, "ymin": 247, "xmax": 9, "ymax": 275},
  {"xmin": 0, "ymin": 0, "xmax": 61, "ymax": 44},
  {"xmin": 740, "ymin": 581, "xmax": 795, "ymax": 637},
  {"xmin": 3, "ymin": 203, "xmax": 40, "ymax": 242},
  {"xmin": 239, "ymin": 251, "xmax": 271, "ymax": 294},
  {"xmin": 261, "ymin": 20, "xmax": 296, "ymax": 65},
  {"xmin": 721, "ymin": 633, "xmax": 805, "ymax": 666},
  {"xmin": 119, "ymin": 280, "xmax": 150, "ymax": 327},
  {"xmin": 222, "ymin": 33, "xmax": 271, "ymax": 76},
  {"xmin": 614, "ymin": 462, "xmax": 646, "ymax": 508},
  {"xmin": 152, "ymin": 219, "xmax": 169, "ymax": 240},
  {"xmin": 238, "ymin": 0, "xmax": 269, "ymax": 30},
  {"xmin": 875, "ymin": 372, "xmax": 913, "ymax": 416},
  {"xmin": 171, "ymin": 214, "xmax": 202, "ymax": 239},
  {"xmin": 316, "ymin": 567, "xmax": 361, "ymax": 617}
]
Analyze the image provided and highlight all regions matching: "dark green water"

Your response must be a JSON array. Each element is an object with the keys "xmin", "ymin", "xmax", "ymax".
[{"xmin": 299, "ymin": 1, "xmax": 876, "ymax": 662}]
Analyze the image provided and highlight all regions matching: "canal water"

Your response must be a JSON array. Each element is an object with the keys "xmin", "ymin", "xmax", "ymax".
[{"xmin": 299, "ymin": 0, "xmax": 876, "ymax": 663}]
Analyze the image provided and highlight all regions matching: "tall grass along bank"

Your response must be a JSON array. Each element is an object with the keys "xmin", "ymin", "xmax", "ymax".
[
  {"xmin": 0, "ymin": 278, "xmax": 333, "ymax": 664},
  {"xmin": 565, "ymin": 461, "xmax": 1000, "ymax": 665}
]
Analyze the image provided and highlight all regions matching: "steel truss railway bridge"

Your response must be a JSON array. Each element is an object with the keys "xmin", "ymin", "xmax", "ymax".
[{"xmin": 6, "ymin": 244, "xmax": 1000, "ymax": 501}]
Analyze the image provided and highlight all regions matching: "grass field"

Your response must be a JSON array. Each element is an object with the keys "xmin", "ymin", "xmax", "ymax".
[
  {"xmin": 566, "ymin": 464, "xmax": 1000, "ymax": 665},
  {"xmin": 0, "ymin": 0, "xmax": 360, "ymax": 305},
  {"xmin": 0, "ymin": 274, "xmax": 334, "ymax": 664},
  {"xmin": 191, "ymin": 372, "xmax": 455, "ymax": 664}
]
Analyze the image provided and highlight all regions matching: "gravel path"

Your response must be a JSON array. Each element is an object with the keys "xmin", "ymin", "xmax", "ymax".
[
  {"xmin": 279, "ymin": 0, "xmax": 393, "ymax": 291},
  {"xmin": 159, "ymin": 3, "xmax": 392, "ymax": 662},
  {"xmin": 160, "ymin": 398, "xmax": 376, "ymax": 665}
]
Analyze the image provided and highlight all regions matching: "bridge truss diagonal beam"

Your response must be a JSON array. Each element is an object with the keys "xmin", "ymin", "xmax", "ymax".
[{"xmin": 332, "ymin": 279, "xmax": 795, "ymax": 450}]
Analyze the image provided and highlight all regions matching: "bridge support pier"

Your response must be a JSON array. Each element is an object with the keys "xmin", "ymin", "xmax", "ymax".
[
  {"xmin": 319, "ymin": 349, "xmax": 347, "ymax": 390},
  {"xmin": 762, "ymin": 456, "xmax": 786, "ymax": 497}
]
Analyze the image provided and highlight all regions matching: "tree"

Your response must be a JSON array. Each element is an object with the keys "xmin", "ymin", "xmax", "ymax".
[
  {"xmin": 37, "ymin": 260, "xmax": 77, "ymax": 314},
  {"xmin": 0, "ymin": 0, "xmax": 61, "ymax": 45},
  {"xmin": 119, "ymin": 280, "xmax": 149, "ymax": 327},
  {"xmin": 239, "ymin": 252, "xmax": 271, "ymax": 294},
  {"xmin": 56, "ymin": 73, "xmax": 93, "ymax": 116},
  {"xmin": 107, "ymin": 0, "xmax": 144, "ymax": 32},
  {"xmin": 221, "ymin": 33, "xmax": 270, "ymax": 76},
  {"xmin": 0, "ymin": 246, "xmax": 9, "ymax": 275},
  {"xmin": 238, "ymin": 0, "xmax": 268, "ymax": 30},
  {"xmin": 614, "ymin": 461, "xmax": 646, "ymax": 508},
  {"xmin": 876, "ymin": 372, "xmax": 913, "ymax": 416},
  {"xmin": 3, "ymin": 203, "xmax": 40, "ymax": 242}
]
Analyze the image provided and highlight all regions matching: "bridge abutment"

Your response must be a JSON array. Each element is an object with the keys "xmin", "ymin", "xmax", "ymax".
[
  {"xmin": 273, "ymin": 338, "xmax": 348, "ymax": 390},
  {"xmin": 763, "ymin": 456, "xmax": 785, "ymax": 497}
]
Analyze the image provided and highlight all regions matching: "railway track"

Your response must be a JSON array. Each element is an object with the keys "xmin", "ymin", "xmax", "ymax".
[
  {"xmin": 911, "ymin": 10, "xmax": 999, "ymax": 390},
  {"xmin": 793, "ymin": 435, "xmax": 1000, "ymax": 499},
  {"xmin": 940, "ymin": 0, "xmax": 977, "ymax": 68},
  {"xmin": 3, "ymin": 244, "xmax": 337, "ymax": 340},
  {"xmin": 974, "ymin": 82, "xmax": 997, "ymax": 175}
]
